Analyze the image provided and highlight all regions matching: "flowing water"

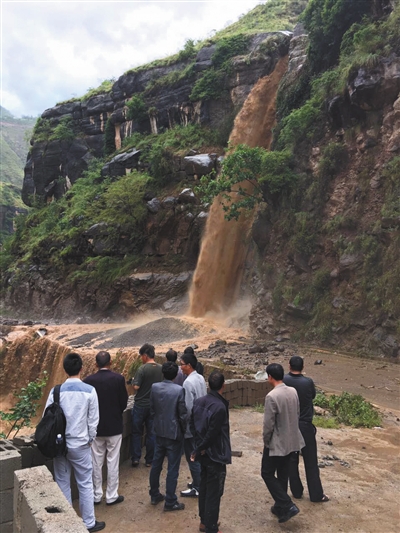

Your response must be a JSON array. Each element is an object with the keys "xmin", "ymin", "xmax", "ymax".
[{"xmin": 189, "ymin": 56, "xmax": 289, "ymax": 317}]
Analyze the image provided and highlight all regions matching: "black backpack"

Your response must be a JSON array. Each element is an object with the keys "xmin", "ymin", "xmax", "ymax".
[{"xmin": 35, "ymin": 384, "xmax": 68, "ymax": 458}]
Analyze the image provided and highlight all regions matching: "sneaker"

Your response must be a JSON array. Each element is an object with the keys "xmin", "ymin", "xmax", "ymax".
[
  {"xmin": 151, "ymin": 493, "xmax": 165, "ymax": 505},
  {"xmin": 164, "ymin": 502, "xmax": 185, "ymax": 512},
  {"xmin": 278, "ymin": 504, "xmax": 300, "ymax": 523},
  {"xmin": 187, "ymin": 482, "xmax": 193, "ymax": 489},
  {"xmin": 106, "ymin": 495, "xmax": 124, "ymax": 506},
  {"xmin": 131, "ymin": 460, "xmax": 139, "ymax": 467},
  {"xmin": 87, "ymin": 521, "xmax": 105, "ymax": 532},
  {"xmin": 93, "ymin": 500, "xmax": 101, "ymax": 506},
  {"xmin": 180, "ymin": 488, "xmax": 199, "ymax": 498}
]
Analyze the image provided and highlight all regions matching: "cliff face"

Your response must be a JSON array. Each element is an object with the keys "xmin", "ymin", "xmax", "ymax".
[
  {"xmin": 22, "ymin": 33, "xmax": 290, "ymax": 206},
  {"xmin": 248, "ymin": 24, "xmax": 400, "ymax": 358}
]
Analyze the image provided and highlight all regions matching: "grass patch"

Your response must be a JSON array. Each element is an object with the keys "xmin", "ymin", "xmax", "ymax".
[
  {"xmin": 314, "ymin": 392, "xmax": 382, "ymax": 428},
  {"xmin": 252, "ymin": 403, "xmax": 265, "ymax": 413},
  {"xmin": 313, "ymin": 415, "xmax": 340, "ymax": 429}
]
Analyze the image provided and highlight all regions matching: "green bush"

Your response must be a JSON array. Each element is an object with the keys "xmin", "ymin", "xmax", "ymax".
[
  {"xmin": 190, "ymin": 69, "xmax": 225, "ymax": 101},
  {"xmin": 104, "ymin": 118, "xmax": 116, "ymax": 156},
  {"xmin": 197, "ymin": 145, "xmax": 297, "ymax": 220},
  {"xmin": 212, "ymin": 34, "xmax": 250, "ymax": 67},
  {"xmin": 314, "ymin": 391, "xmax": 382, "ymax": 428},
  {"xmin": 50, "ymin": 116, "xmax": 75, "ymax": 142},
  {"xmin": 302, "ymin": 0, "xmax": 374, "ymax": 74},
  {"xmin": 0, "ymin": 372, "xmax": 48, "ymax": 439},
  {"xmin": 126, "ymin": 94, "xmax": 147, "ymax": 121}
]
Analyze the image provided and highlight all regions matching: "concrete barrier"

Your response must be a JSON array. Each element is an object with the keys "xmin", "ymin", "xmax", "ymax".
[{"xmin": 13, "ymin": 466, "xmax": 87, "ymax": 533}]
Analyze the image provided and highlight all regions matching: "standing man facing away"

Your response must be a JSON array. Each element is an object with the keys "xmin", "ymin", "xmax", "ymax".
[
  {"xmin": 131, "ymin": 343, "xmax": 163, "ymax": 468},
  {"xmin": 44, "ymin": 352, "xmax": 105, "ymax": 532},
  {"xmin": 284, "ymin": 355, "xmax": 329, "ymax": 503},
  {"xmin": 191, "ymin": 371, "xmax": 231, "ymax": 533},
  {"xmin": 84, "ymin": 350, "xmax": 128, "ymax": 506},
  {"xmin": 261, "ymin": 363, "xmax": 304, "ymax": 524},
  {"xmin": 149, "ymin": 361, "xmax": 187, "ymax": 511},
  {"xmin": 165, "ymin": 348, "xmax": 185, "ymax": 386},
  {"xmin": 180, "ymin": 351, "xmax": 207, "ymax": 498}
]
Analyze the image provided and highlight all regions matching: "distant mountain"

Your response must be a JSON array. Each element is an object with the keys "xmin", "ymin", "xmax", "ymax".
[
  {"xmin": 0, "ymin": 107, "xmax": 35, "ymax": 241},
  {"xmin": 0, "ymin": 106, "xmax": 36, "ymax": 187}
]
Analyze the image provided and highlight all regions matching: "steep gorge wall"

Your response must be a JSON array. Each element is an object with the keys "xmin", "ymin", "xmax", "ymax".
[{"xmin": 22, "ymin": 33, "xmax": 291, "ymax": 206}]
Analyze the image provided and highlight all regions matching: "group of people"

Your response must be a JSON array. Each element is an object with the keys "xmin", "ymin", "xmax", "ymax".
[{"xmin": 43, "ymin": 344, "xmax": 328, "ymax": 533}]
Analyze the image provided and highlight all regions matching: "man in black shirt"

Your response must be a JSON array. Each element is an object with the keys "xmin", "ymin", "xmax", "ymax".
[{"xmin": 283, "ymin": 355, "xmax": 329, "ymax": 503}]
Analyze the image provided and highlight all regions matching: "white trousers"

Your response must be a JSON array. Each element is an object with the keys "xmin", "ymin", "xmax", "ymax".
[
  {"xmin": 92, "ymin": 434, "xmax": 122, "ymax": 504},
  {"xmin": 53, "ymin": 444, "xmax": 95, "ymax": 529}
]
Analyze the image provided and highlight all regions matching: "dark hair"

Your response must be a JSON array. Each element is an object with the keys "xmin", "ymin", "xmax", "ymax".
[
  {"xmin": 162, "ymin": 361, "xmax": 179, "ymax": 380},
  {"xmin": 208, "ymin": 370, "xmax": 224, "ymax": 391},
  {"xmin": 180, "ymin": 352, "xmax": 197, "ymax": 370},
  {"xmin": 289, "ymin": 355, "xmax": 304, "ymax": 372},
  {"xmin": 96, "ymin": 350, "xmax": 111, "ymax": 368},
  {"xmin": 165, "ymin": 348, "xmax": 178, "ymax": 362},
  {"xmin": 63, "ymin": 352, "xmax": 83, "ymax": 376},
  {"xmin": 266, "ymin": 363, "xmax": 284, "ymax": 381},
  {"xmin": 139, "ymin": 343, "xmax": 155, "ymax": 359},
  {"xmin": 183, "ymin": 346, "xmax": 195, "ymax": 356}
]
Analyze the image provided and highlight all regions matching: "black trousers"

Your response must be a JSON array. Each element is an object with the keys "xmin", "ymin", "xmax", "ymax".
[
  {"xmin": 261, "ymin": 447, "xmax": 294, "ymax": 512},
  {"xmin": 289, "ymin": 421, "xmax": 324, "ymax": 502},
  {"xmin": 198, "ymin": 455, "xmax": 226, "ymax": 533}
]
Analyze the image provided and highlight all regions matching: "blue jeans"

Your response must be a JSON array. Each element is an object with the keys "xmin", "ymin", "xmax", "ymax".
[
  {"xmin": 149, "ymin": 436, "xmax": 183, "ymax": 507},
  {"xmin": 184, "ymin": 437, "xmax": 201, "ymax": 491},
  {"xmin": 131, "ymin": 404, "xmax": 155, "ymax": 464}
]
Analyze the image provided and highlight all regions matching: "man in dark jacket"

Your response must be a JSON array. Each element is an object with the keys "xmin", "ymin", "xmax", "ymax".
[
  {"xmin": 191, "ymin": 371, "xmax": 231, "ymax": 533},
  {"xmin": 149, "ymin": 361, "xmax": 187, "ymax": 512},
  {"xmin": 84, "ymin": 351, "xmax": 128, "ymax": 506},
  {"xmin": 284, "ymin": 355, "xmax": 329, "ymax": 503}
]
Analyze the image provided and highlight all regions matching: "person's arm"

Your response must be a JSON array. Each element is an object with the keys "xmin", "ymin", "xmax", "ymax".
[
  {"xmin": 43, "ymin": 389, "xmax": 54, "ymax": 414},
  {"xmin": 183, "ymin": 380, "xmax": 195, "ymax": 418},
  {"xmin": 263, "ymin": 395, "xmax": 277, "ymax": 448},
  {"xmin": 193, "ymin": 406, "xmax": 226, "ymax": 454},
  {"xmin": 132, "ymin": 365, "xmax": 144, "ymax": 391},
  {"xmin": 178, "ymin": 388, "xmax": 188, "ymax": 435},
  {"xmin": 119, "ymin": 376, "xmax": 129, "ymax": 412},
  {"xmin": 88, "ymin": 388, "xmax": 100, "ymax": 442},
  {"xmin": 311, "ymin": 378, "xmax": 316, "ymax": 400}
]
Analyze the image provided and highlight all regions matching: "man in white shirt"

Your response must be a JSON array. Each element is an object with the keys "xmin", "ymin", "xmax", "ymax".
[
  {"xmin": 180, "ymin": 352, "xmax": 207, "ymax": 497},
  {"xmin": 44, "ymin": 352, "xmax": 104, "ymax": 532}
]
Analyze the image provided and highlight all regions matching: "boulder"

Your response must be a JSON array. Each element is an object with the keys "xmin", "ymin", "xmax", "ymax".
[
  {"xmin": 183, "ymin": 154, "xmax": 216, "ymax": 177},
  {"xmin": 146, "ymin": 198, "xmax": 161, "ymax": 214},
  {"xmin": 178, "ymin": 188, "xmax": 197, "ymax": 204}
]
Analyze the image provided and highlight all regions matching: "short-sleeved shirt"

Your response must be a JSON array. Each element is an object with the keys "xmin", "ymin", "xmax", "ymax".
[{"xmin": 133, "ymin": 362, "xmax": 163, "ymax": 408}]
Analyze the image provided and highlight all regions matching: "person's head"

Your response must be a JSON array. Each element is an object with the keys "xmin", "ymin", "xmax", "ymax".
[
  {"xmin": 266, "ymin": 363, "xmax": 284, "ymax": 384},
  {"xmin": 208, "ymin": 370, "xmax": 225, "ymax": 392},
  {"xmin": 289, "ymin": 355, "xmax": 304, "ymax": 373},
  {"xmin": 162, "ymin": 361, "xmax": 179, "ymax": 381},
  {"xmin": 180, "ymin": 352, "xmax": 197, "ymax": 375},
  {"xmin": 96, "ymin": 350, "xmax": 111, "ymax": 369},
  {"xmin": 183, "ymin": 346, "xmax": 195, "ymax": 356},
  {"xmin": 139, "ymin": 343, "xmax": 155, "ymax": 361},
  {"xmin": 63, "ymin": 352, "xmax": 83, "ymax": 377},
  {"xmin": 165, "ymin": 348, "xmax": 178, "ymax": 363}
]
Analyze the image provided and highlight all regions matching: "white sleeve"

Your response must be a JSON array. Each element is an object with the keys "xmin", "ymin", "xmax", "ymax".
[{"xmin": 87, "ymin": 389, "xmax": 99, "ymax": 440}]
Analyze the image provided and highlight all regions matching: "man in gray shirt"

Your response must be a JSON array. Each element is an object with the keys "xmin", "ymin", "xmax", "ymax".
[
  {"xmin": 131, "ymin": 344, "xmax": 163, "ymax": 468},
  {"xmin": 262, "ymin": 363, "xmax": 304, "ymax": 524},
  {"xmin": 180, "ymin": 351, "xmax": 207, "ymax": 497}
]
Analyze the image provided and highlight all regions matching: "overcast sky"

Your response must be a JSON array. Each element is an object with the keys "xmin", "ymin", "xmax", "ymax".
[{"xmin": 1, "ymin": 0, "xmax": 263, "ymax": 118}]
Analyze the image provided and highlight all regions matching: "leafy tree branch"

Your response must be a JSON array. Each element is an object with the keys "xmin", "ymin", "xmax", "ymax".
[{"xmin": 196, "ymin": 144, "xmax": 297, "ymax": 220}]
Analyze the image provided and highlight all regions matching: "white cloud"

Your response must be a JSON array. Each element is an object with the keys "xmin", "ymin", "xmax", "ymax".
[{"xmin": 1, "ymin": 0, "xmax": 263, "ymax": 117}]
